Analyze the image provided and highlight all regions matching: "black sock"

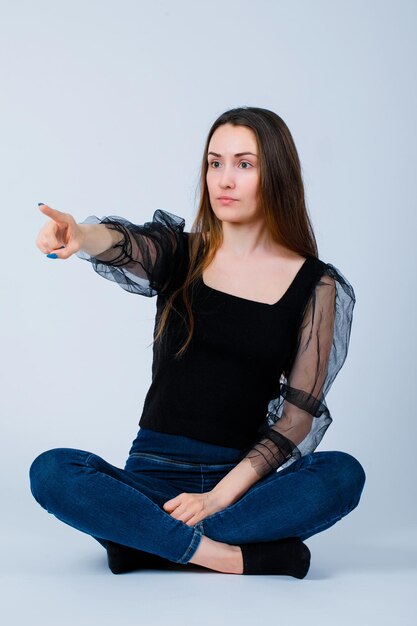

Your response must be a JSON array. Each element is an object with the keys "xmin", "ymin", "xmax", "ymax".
[
  {"xmin": 240, "ymin": 537, "xmax": 311, "ymax": 578},
  {"xmin": 106, "ymin": 541, "xmax": 173, "ymax": 574}
]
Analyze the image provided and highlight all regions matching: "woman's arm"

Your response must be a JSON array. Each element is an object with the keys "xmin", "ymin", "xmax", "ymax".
[
  {"xmin": 76, "ymin": 209, "xmax": 186, "ymax": 296},
  {"xmin": 209, "ymin": 411, "xmax": 313, "ymax": 507},
  {"xmin": 78, "ymin": 223, "xmax": 124, "ymax": 258},
  {"xmin": 210, "ymin": 458, "xmax": 260, "ymax": 507},
  {"xmin": 240, "ymin": 264, "xmax": 356, "ymax": 480}
]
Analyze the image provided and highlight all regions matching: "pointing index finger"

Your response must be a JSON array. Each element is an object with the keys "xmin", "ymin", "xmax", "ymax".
[{"xmin": 38, "ymin": 203, "xmax": 69, "ymax": 224}]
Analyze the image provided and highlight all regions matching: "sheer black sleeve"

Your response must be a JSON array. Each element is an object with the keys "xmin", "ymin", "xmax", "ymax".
[
  {"xmin": 75, "ymin": 209, "xmax": 186, "ymax": 296},
  {"xmin": 243, "ymin": 263, "xmax": 356, "ymax": 478}
]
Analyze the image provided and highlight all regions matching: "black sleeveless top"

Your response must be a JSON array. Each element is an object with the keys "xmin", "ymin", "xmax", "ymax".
[{"xmin": 77, "ymin": 209, "xmax": 356, "ymax": 477}]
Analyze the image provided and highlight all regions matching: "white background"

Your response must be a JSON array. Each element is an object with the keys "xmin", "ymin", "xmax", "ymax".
[{"xmin": 1, "ymin": 1, "xmax": 416, "ymax": 624}]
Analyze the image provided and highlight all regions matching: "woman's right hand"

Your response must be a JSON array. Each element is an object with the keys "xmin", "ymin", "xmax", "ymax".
[{"xmin": 36, "ymin": 204, "xmax": 85, "ymax": 260}]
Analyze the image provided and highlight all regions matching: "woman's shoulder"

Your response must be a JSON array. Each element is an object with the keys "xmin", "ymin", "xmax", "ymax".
[
  {"xmin": 301, "ymin": 253, "xmax": 342, "ymax": 279},
  {"xmin": 308, "ymin": 254, "xmax": 329, "ymax": 278},
  {"xmin": 310, "ymin": 257, "xmax": 356, "ymax": 303}
]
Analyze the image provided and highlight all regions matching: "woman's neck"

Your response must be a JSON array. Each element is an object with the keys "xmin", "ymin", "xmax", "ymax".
[{"xmin": 219, "ymin": 219, "xmax": 288, "ymax": 261}]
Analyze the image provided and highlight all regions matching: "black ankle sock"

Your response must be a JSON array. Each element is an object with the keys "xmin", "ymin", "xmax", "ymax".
[
  {"xmin": 240, "ymin": 537, "xmax": 311, "ymax": 578},
  {"xmin": 106, "ymin": 541, "xmax": 173, "ymax": 574}
]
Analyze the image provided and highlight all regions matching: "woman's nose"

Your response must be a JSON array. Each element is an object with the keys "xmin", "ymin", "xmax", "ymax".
[{"xmin": 219, "ymin": 165, "xmax": 236, "ymax": 188}]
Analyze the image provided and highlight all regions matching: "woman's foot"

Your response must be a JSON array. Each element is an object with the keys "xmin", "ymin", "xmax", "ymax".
[
  {"xmin": 106, "ymin": 541, "xmax": 173, "ymax": 574},
  {"xmin": 188, "ymin": 536, "xmax": 243, "ymax": 574},
  {"xmin": 240, "ymin": 537, "xmax": 311, "ymax": 578},
  {"xmin": 188, "ymin": 535, "xmax": 310, "ymax": 577}
]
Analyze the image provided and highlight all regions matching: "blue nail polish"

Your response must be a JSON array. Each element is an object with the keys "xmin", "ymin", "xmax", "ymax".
[
  {"xmin": 38, "ymin": 202, "xmax": 45, "ymax": 206},
  {"xmin": 47, "ymin": 253, "xmax": 58, "ymax": 259}
]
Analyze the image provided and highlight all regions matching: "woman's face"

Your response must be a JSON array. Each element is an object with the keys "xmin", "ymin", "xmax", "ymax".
[{"xmin": 206, "ymin": 124, "xmax": 262, "ymax": 224}]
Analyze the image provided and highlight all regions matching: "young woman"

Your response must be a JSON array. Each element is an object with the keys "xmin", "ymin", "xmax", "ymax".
[{"xmin": 30, "ymin": 106, "xmax": 365, "ymax": 578}]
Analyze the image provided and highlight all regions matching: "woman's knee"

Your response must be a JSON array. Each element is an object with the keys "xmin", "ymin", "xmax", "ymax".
[
  {"xmin": 29, "ymin": 447, "xmax": 90, "ymax": 510},
  {"xmin": 326, "ymin": 451, "xmax": 366, "ymax": 509}
]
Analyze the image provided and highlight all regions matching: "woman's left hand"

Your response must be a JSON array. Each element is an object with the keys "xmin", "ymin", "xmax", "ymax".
[{"xmin": 163, "ymin": 491, "xmax": 227, "ymax": 526}]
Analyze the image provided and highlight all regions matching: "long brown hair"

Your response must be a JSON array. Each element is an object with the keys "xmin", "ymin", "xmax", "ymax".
[{"xmin": 154, "ymin": 106, "xmax": 318, "ymax": 358}]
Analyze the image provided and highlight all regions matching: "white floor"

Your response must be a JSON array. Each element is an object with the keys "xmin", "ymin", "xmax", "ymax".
[{"xmin": 2, "ymin": 512, "xmax": 416, "ymax": 626}]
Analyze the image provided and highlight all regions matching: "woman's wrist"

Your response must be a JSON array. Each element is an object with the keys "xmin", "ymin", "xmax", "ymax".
[
  {"xmin": 209, "ymin": 487, "xmax": 235, "ymax": 509},
  {"xmin": 210, "ymin": 458, "xmax": 262, "ymax": 508},
  {"xmin": 78, "ymin": 223, "xmax": 123, "ymax": 257}
]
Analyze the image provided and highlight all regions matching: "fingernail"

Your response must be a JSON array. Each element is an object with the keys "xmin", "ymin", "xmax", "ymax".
[
  {"xmin": 47, "ymin": 253, "xmax": 58, "ymax": 259},
  {"xmin": 38, "ymin": 202, "xmax": 45, "ymax": 206}
]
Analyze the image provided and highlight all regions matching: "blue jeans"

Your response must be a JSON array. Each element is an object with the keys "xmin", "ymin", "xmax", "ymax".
[{"xmin": 29, "ymin": 427, "xmax": 366, "ymax": 565}]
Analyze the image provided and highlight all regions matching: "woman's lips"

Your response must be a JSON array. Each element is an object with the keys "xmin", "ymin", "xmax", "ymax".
[{"xmin": 218, "ymin": 197, "xmax": 237, "ymax": 205}]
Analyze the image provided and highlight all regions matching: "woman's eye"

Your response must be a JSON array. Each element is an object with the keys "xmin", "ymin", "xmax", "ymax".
[{"xmin": 208, "ymin": 160, "xmax": 253, "ymax": 169}]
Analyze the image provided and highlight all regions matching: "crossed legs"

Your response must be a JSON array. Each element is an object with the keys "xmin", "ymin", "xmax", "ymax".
[{"xmin": 29, "ymin": 448, "xmax": 366, "ymax": 572}]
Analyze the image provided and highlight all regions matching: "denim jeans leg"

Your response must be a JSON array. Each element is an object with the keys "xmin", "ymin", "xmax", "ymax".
[
  {"xmin": 29, "ymin": 447, "xmax": 204, "ymax": 564},
  {"xmin": 201, "ymin": 451, "xmax": 366, "ymax": 544}
]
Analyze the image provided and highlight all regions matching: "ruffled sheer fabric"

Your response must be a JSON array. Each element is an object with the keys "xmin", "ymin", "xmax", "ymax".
[
  {"xmin": 76, "ymin": 209, "xmax": 186, "ymax": 296},
  {"xmin": 242, "ymin": 265, "xmax": 356, "ymax": 478}
]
